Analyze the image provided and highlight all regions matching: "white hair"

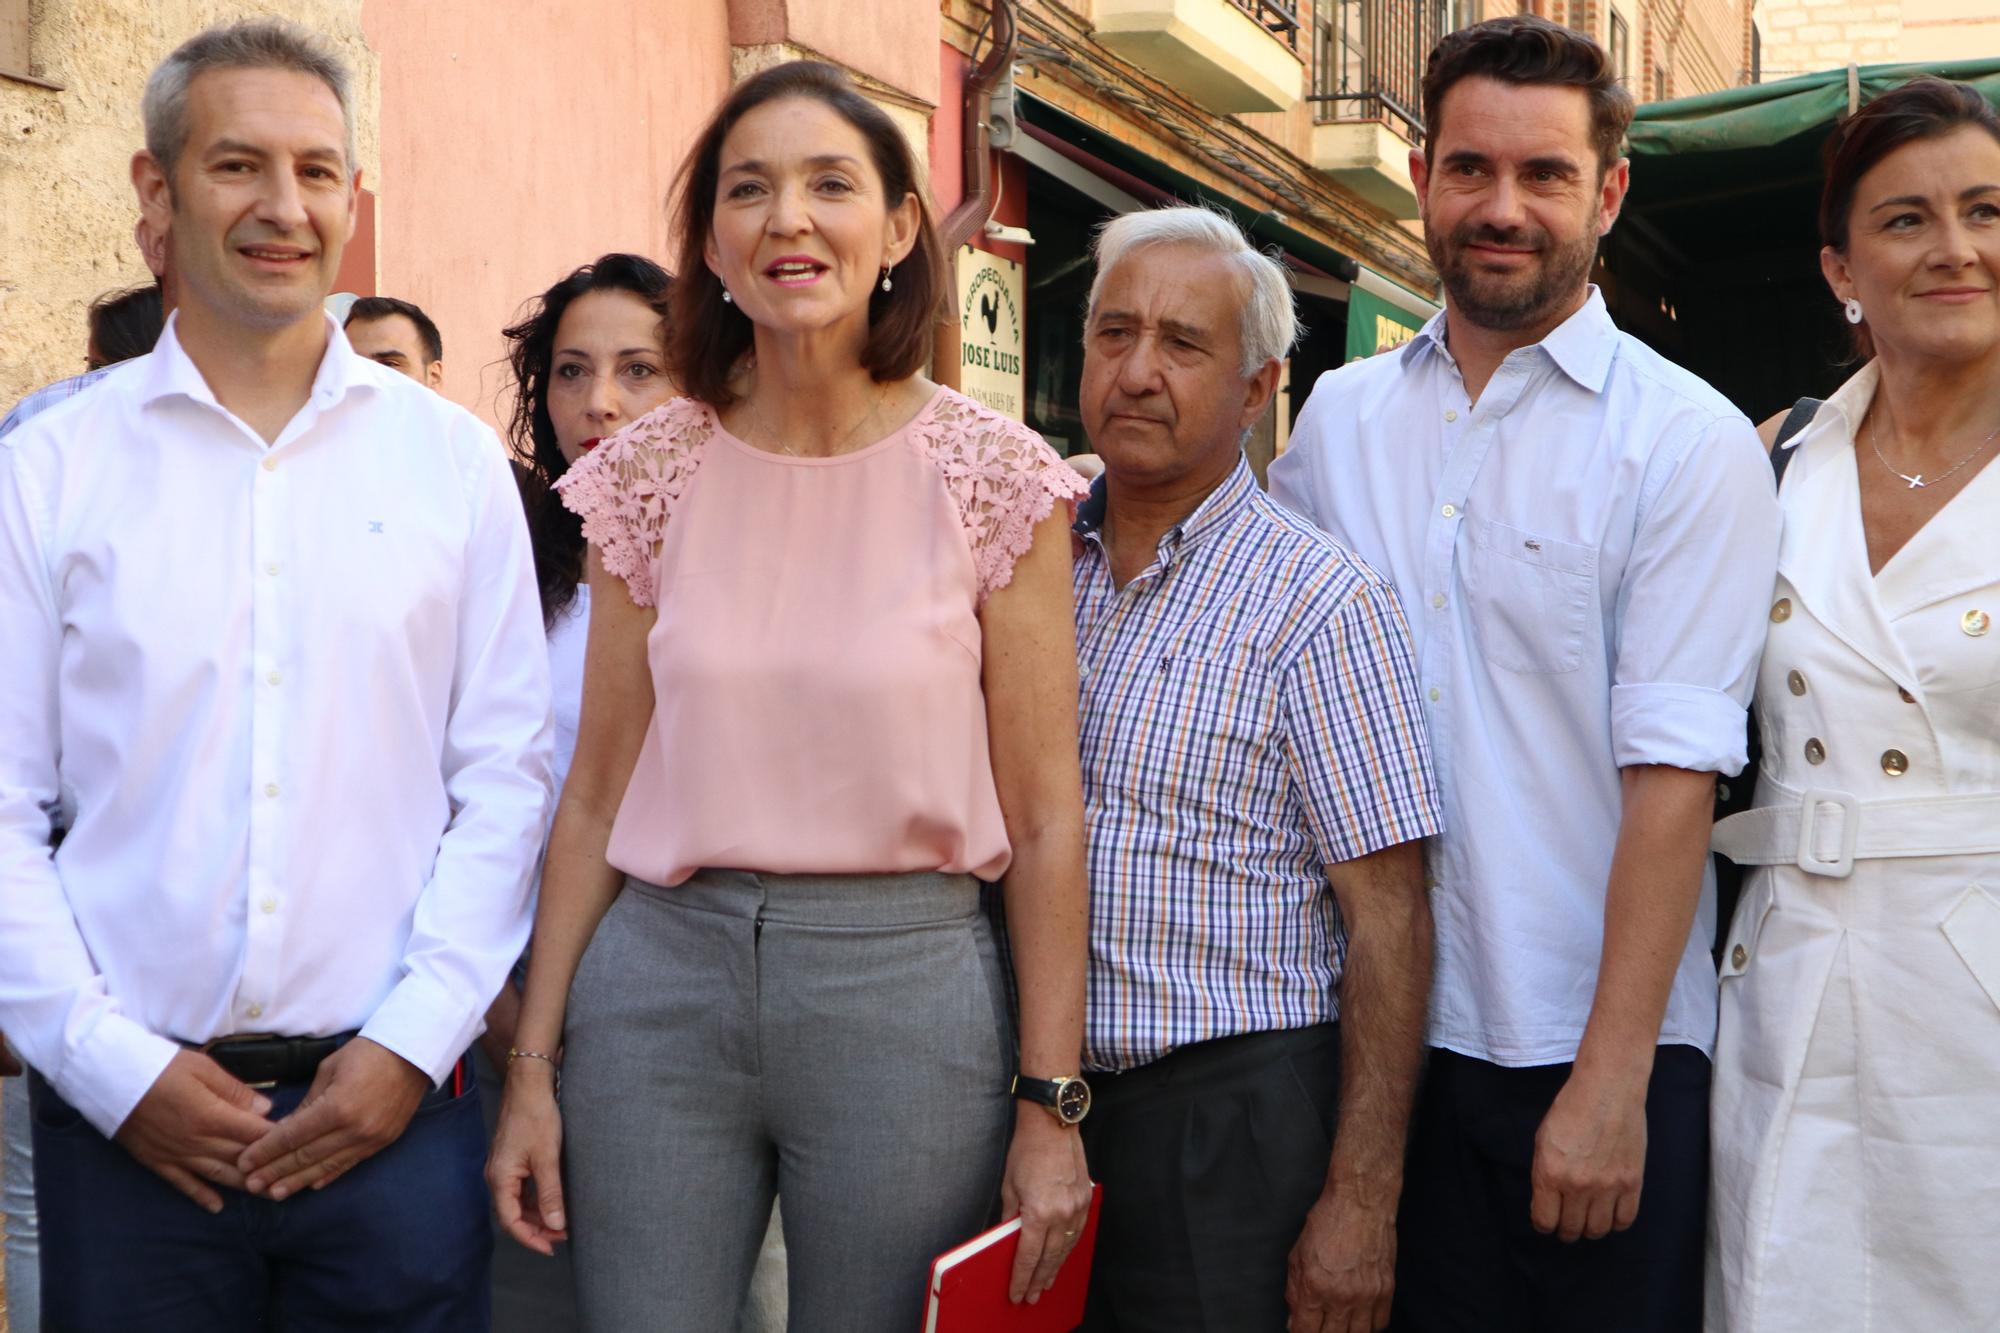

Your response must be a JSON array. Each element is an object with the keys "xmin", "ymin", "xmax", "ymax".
[
  {"xmin": 143, "ymin": 19, "xmax": 356, "ymax": 183},
  {"xmin": 1087, "ymin": 205, "xmax": 1298, "ymax": 375}
]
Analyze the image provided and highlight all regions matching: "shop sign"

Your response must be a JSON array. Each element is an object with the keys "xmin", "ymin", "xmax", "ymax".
[
  {"xmin": 958, "ymin": 245, "xmax": 1025, "ymax": 420},
  {"xmin": 1344, "ymin": 284, "xmax": 1425, "ymax": 364}
]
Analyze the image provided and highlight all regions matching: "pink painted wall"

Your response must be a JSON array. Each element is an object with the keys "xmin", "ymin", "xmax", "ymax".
[
  {"xmin": 737, "ymin": 0, "xmax": 939, "ymax": 110},
  {"xmin": 362, "ymin": 0, "xmax": 735, "ymax": 425}
]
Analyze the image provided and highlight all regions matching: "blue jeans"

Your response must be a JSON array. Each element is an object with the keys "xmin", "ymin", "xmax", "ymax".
[{"xmin": 31, "ymin": 1066, "xmax": 491, "ymax": 1332}]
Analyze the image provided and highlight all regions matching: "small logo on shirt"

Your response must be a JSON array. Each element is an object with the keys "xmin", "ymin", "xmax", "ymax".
[{"xmin": 368, "ymin": 520, "xmax": 385, "ymax": 534}]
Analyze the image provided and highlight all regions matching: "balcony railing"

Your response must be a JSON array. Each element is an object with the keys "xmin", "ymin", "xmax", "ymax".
[
  {"xmin": 1307, "ymin": 0, "xmax": 1451, "ymax": 143},
  {"xmin": 1228, "ymin": 0, "xmax": 1304, "ymax": 49}
]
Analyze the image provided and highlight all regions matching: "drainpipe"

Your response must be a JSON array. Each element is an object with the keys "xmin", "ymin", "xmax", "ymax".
[{"xmin": 933, "ymin": 0, "xmax": 1018, "ymax": 391}]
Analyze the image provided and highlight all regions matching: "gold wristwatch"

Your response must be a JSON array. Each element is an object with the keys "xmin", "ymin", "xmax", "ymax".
[{"xmin": 1010, "ymin": 1073, "xmax": 1092, "ymax": 1126}]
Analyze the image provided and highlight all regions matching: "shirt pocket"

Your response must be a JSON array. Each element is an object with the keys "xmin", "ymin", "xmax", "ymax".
[{"xmin": 1462, "ymin": 515, "xmax": 1597, "ymax": 675}]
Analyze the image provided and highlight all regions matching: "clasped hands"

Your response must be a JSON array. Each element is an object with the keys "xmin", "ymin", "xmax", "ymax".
[{"xmin": 114, "ymin": 1037, "xmax": 429, "ymax": 1213}]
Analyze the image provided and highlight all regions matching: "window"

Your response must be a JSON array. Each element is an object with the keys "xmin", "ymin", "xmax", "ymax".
[
  {"xmin": 1609, "ymin": 13, "xmax": 1630, "ymax": 85},
  {"xmin": 1654, "ymin": 63, "xmax": 1669, "ymax": 102}
]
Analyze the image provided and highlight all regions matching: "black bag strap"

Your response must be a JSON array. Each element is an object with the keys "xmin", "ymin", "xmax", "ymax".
[{"xmin": 1769, "ymin": 397, "xmax": 1822, "ymax": 491}]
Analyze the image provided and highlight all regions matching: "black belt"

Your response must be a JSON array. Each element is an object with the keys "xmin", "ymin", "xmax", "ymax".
[{"xmin": 190, "ymin": 1031, "xmax": 358, "ymax": 1089}]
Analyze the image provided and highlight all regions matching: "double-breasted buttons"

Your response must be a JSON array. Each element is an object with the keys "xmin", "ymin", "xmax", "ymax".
[
  {"xmin": 1805, "ymin": 738, "xmax": 1827, "ymax": 764},
  {"xmin": 1965, "ymin": 609, "xmax": 1991, "ymax": 637},
  {"xmin": 1771, "ymin": 598, "xmax": 1793, "ymax": 622},
  {"xmin": 1881, "ymin": 749, "xmax": 1909, "ymax": 777},
  {"xmin": 1732, "ymin": 944, "xmax": 1748, "ymax": 969},
  {"xmin": 1788, "ymin": 670, "xmax": 1808, "ymax": 695}
]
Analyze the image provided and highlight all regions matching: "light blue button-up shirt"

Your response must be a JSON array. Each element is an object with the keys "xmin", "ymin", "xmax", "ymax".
[{"xmin": 1269, "ymin": 288, "xmax": 1780, "ymax": 1065}]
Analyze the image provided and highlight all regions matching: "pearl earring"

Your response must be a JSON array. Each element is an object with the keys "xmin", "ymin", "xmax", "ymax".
[
  {"xmin": 1845, "ymin": 297, "xmax": 1863, "ymax": 325},
  {"xmin": 722, "ymin": 288, "xmax": 733, "ymax": 305},
  {"xmin": 880, "ymin": 268, "xmax": 893, "ymax": 294}
]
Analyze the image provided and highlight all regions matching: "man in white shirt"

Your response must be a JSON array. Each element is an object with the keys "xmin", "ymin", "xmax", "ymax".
[
  {"xmin": 1270, "ymin": 16, "xmax": 1778, "ymax": 1332},
  {"xmin": 0, "ymin": 20, "xmax": 552, "ymax": 1331}
]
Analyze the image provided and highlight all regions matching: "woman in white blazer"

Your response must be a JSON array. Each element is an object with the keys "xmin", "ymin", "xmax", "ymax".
[{"xmin": 1709, "ymin": 77, "xmax": 2000, "ymax": 1331}]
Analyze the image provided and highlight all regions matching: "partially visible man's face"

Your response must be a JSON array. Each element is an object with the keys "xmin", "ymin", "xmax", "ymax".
[
  {"xmin": 139, "ymin": 66, "xmax": 357, "ymax": 337},
  {"xmin": 1081, "ymin": 243, "xmax": 1276, "ymax": 493},
  {"xmin": 1411, "ymin": 77, "xmax": 1626, "ymax": 333},
  {"xmin": 347, "ymin": 313, "xmax": 442, "ymax": 388}
]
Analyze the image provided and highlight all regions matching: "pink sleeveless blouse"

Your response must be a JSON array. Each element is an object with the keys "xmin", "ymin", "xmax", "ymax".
[{"xmin": 555, "ymin": 386, "xmax": 1087, "ymax": 887}]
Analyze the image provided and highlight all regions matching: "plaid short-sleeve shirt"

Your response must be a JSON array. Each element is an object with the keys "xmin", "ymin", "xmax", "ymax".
[{"xmin": 1074, "ymin": 458, "xmax": 1442, "ymax": 1072}]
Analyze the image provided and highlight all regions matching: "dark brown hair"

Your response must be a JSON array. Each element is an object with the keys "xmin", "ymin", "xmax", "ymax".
[
  {"xmin": 667, "ymin": 60, "xmax": 947, "ymax": 406},
  {"xmin": 1819, "ymin": 77, "xmax": 2000, "ymax": 359},
  {"xmin": 1820, "ymin": 76, "xmax": 2000, "ymax": 252},
  {"xmin": 503, "ymin": 254, "xmax": 673, "ymax": 628},
  {"xmin": 86, "ymin": 283, "xmax": 165, "ymax": 369},
  {"xmin": 1421, "ymin": 15, "xmax": 1633, "ymax": 172}
]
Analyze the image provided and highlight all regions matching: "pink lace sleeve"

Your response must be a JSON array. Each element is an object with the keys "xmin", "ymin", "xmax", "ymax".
[
  {"xmin": 553, "ymin": 398, "xmax": 712, "ymax": 609},
  {"xmin": 915, "ymin": 391, "xmax": 1092, "ymax": 607}
]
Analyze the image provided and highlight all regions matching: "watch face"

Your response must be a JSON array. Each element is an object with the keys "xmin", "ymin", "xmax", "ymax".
[{"xmin": 1056, "ymin": 1077, "xmax": 1091, "ymax": 1123}]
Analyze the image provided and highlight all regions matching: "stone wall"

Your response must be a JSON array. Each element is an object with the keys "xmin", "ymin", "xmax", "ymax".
[{"xmin": 0, "ymin": 1, "xmax": 377, "ymax": 409}]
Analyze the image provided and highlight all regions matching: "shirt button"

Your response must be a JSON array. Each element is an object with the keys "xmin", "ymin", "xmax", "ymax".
[
  {"xmin": 1431, "ymin": 593, "xmax": 1447, "ymax": 610},
  {"xmin": 246, "ymin": 1003, "xmax": 264, "ymax": 1019},
  {"xmin": 266, "ymin": 671, "xmax": 282, "ymax": 687},
  {"xmin": 261, "ymin": 898, "xmax": 277, "ymax": 914},
  {"xmin": 1964, "ymin": 609, "xmax": 1990, "ymax": 637},
  {"xmin": 1804, "ymin": 737, "xmax": 1826, "ymax": 765},
  {"xmin": 1770, "ymin": 598, "xmax": 1792, "ymax": 622},
  {"xmin": 1881, "ymin": 748, "xmax": 1909, "ymax": 777},
  {"xmin": 1428, "ymin": 687, "xmax": 1442, "ymax": 702},
  {"xmin": 1787, "ymin": 669, "xmax": 1807, "ymax": 696},
  {"xmin": 1898, "ymin": 686, "xmax": 1917, "ymax": 704},
  {"xmin": 1731, "ymin": 944, "xmax": 1748, "ymax": 969},
  {"xmin": 1441, "ymin": 503, "xmax": 1458, "ymax": 518},
  {"xmin": 264, "ymin": 782, "xmax": 280, "ymax": 798},
  {"xmin": 261, "ymin": 457, "xmax": 277, "ymax": 472},
  {"xmin": 1444, "ymin": 409, "xmax": 1459, "ymax": 423},
  {"xmin": 266, "ymin": 563, "xmax": 280, "ymax": 577}
]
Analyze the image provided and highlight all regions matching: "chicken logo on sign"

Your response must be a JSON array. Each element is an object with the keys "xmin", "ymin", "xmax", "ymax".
[{"xmin": 958, "ymin": 245, "xmax": 1025, "ymax": 420}]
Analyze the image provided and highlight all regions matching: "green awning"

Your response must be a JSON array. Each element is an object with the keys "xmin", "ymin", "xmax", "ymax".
[{"xmin": 1627, "ymin": 59, "xmax": 2000, "ymax": 156}]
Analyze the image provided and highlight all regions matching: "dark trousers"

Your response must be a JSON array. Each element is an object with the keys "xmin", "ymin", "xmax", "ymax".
[
  {"xmin": 31, "ymin": 1066, "xmax": 491, "ymax": 1333},
  {"xmin": 1079, "ymin": 1023, "xmax": 1340, "ymax": 1332},
  {"xmin": 1391, "ymin": 1045, "xmax": 1710, "ymax": 1333}
]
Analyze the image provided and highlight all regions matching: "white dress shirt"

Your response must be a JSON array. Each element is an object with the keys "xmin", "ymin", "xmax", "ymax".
[
  {"xmin": 1270, "ymin": 289, "xmax": 1780, "ymax": 1065},
  {"xmin": 546, "ymin": 583, "xmax": 591, "ymax": 796},
  {"xmin": 0, "ymin": 314, "xmax": 553, "ymax": 1135}
]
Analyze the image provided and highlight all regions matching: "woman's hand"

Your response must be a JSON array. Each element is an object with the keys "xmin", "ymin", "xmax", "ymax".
[
  {"xmin": 486, "ymin": 1061, "xmax": 569, "ymax": 1255},
  {"xmin": 999, "ymin": 1107, "xmax": 1093, "ymax": 1304}
]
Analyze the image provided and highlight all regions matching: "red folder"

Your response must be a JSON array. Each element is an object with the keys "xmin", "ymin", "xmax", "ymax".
[{"xmin": 920, "ymin": 1183, "xmax": 1103, "ymax": 1333}]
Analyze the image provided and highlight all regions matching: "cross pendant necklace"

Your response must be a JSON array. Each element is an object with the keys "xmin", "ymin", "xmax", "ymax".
[{"xmin": 1867, "ymin": 410, "xmax": 2000, "ymax": 491}]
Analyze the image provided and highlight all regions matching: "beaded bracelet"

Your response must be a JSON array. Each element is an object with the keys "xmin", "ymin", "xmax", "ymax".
[{"xmin": 507, "ymin": 1047, "xmax": 558, "ymax": 1069}]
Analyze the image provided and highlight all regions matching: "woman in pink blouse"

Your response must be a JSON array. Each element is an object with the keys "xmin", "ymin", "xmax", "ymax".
[{"xmin": 487, "ymin": 61, "xmax": 1093, "ymax": 1331}]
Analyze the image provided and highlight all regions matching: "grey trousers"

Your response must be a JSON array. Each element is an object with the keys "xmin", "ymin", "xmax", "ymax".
[{"xmin": 562, "ymin": 870, "xmax": 1016, "ymax": 1333}]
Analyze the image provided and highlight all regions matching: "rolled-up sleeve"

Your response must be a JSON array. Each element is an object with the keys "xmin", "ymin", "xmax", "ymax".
[
  {"xmin": 1609, "ymin": 412, "xmax": 1781, "ymax": 774},
  {"xmin": 359, "ymin": 427, "xmax": 553, "ymax": 1083},
  {"xmin": 1282, "ymin": 578, "xmax": 1445, "ymax": 866}
]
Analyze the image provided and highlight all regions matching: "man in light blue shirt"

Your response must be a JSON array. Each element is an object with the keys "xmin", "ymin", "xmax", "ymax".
[{"xmin": 1270, "ymin": 16, "xmax": 1778, "ymax": 1332}]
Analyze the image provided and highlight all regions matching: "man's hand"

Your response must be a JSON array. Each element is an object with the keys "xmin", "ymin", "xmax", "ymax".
[
  {"xmin": 1530, "ymin": 1068, "xmax": 1647, "ymax": 1242},
  {"xmin": 999, "ymin": 1109, "xmax": 1093, "ymax": 1305},
  {"xmin": 113, "ymin": 1049, "xmax": 275, "ymax": 1213},
  {"xmin": 1286, "ymin": 1192, "xmax": 1396, "ymax": 1333},
  {"xmin": 238, "ymin": 1037, "xmax": 429, "ymax": 1200}
]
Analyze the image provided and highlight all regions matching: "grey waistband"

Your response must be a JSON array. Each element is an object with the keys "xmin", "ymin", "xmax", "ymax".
[{"xmin": 625, "ymin": 868, "xmax": 983, "ymax": 927}]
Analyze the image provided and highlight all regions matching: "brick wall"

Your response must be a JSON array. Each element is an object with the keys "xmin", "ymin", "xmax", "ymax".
[{"xmin": 1759, "ymin": 0, "xmax": 1903, "ymax": 81}]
